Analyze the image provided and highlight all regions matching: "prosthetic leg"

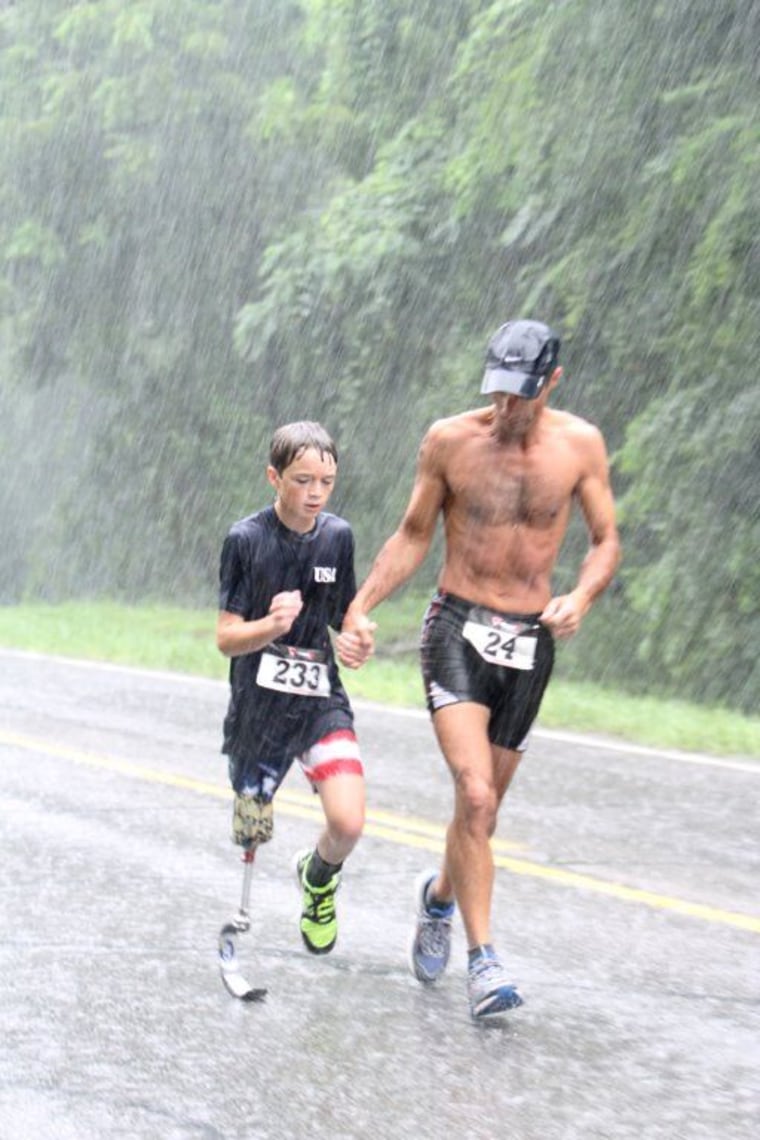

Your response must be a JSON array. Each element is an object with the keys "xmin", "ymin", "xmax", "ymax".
[{"xmin": 218, "ymin": 794, "xmax": 274, "ymax": 1001}]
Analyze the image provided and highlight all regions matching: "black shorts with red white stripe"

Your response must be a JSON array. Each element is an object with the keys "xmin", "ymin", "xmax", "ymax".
[{"xmin": 227, "ymin": 700, "xmax": 362, "ymax": 799}]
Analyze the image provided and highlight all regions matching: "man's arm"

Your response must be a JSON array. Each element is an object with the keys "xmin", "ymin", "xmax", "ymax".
[
  {"xmin": 540, "ymin": 426, "xmax": 620, "ymax": 639},
  {"xmin": 342, "ymin": 426, "xmax": 447, "ymax": 638}
]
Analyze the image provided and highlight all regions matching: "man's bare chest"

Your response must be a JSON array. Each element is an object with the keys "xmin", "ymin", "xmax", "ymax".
[{"xmin": 447, "ymin": 454, "xmax": 576, "ymax": 530}]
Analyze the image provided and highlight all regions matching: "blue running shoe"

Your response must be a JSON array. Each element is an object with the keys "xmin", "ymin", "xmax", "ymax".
[
  {"xmin": 410, "ymin": 872, "xmax": 455, "ymax": 984},
  {"xmin": 467, "ymin": 951, "xmax": 523, "ymax": 1020}
]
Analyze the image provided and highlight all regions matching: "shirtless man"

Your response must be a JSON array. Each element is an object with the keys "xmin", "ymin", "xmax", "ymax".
[{"xmin": 340, "ymin": 318, "xmax": 620, "ymax": 1021}]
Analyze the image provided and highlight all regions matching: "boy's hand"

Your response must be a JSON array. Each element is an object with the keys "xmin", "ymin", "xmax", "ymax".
[{"xmin": 269, "ymin": 590, "xmax": 303, "ymax": 635}]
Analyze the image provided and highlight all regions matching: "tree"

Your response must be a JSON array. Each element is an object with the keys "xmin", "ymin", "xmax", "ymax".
[{"xmin": 1, "ymin": 0, "xmax": 757, "ymax": 710}]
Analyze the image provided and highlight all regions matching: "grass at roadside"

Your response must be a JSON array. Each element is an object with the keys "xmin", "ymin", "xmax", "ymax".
[{"xmin": 0, "ymin": 600, "xmax": 757, "ymax": 759}]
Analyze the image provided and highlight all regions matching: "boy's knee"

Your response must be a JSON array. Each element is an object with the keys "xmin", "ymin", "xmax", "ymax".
[
  {"xmin": 333, "ymin": 811, "xmax": 365, "ymax": 846},
  {"xmin": 325, "ymin": 802, "xmax": 365, "ymax": 849}
]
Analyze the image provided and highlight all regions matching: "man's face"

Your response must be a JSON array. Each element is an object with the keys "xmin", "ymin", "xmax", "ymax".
[
  {"xmin": 267, "ymin": 446, "xmax": 337, "ymax": 533},
  {"xmin": 490, "ymin": 368, "xmax": 560, "ymax": 438},
  {"xmin": 490, "ymin": 391, "xmax": 543, "ymax": 438}
]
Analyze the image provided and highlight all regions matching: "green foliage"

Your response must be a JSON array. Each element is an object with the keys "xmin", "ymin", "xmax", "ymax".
[
  {"xmin": 0, "ymin": 0, "xmax": 757, "ymax": 711},
  {"xmin": 617, "ymin": 376, "xmax": 759, "ymax": 712}
]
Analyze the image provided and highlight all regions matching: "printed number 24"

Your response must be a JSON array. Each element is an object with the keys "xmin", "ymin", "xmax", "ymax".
[{"xmin": 485, "ymin": 630, "xmax": 516, "ymax": 661}]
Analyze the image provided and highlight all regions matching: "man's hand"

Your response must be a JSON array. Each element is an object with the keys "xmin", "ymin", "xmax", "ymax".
[
  {"xmin": 268, "ymin": 590, "xmax": 303, "ymax": 636},
  {"xmin": 335, "ymin": 629, "xmax": 375, "ymax": 669},
  {"xmin": 539, "ymin": 591, "xmax": 588, "ymax": 639},
  {"xmin": 337, "ymin": 610, "xmax": 377, "ymax": 669}
]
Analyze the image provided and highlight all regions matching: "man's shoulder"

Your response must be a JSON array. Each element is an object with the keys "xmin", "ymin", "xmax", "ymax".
[
  {"xmin": 548, "ymin": 408, "xmax": 604, "ymax": 442},
  {"xmin": 545, "ymin": 409, "xmax": 608, "ymax": 472},
  {"xmin": 427, "ymin": 407, "xmax": 489, "ymax": 441},
  {"xmin": 419, "ymin": 409, "xmax": 490, "ymax": 475}
]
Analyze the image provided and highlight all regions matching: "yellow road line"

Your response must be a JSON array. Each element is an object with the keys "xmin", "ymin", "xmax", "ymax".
[{"xmin": 3, "ymin": 729, "xmax": 759, "ymax": 935}]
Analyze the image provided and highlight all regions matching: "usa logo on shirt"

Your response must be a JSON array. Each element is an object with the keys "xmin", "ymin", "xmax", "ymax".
[{"xmin": 314, "ymin": 566, "xmax": 337, "ymax": 583}]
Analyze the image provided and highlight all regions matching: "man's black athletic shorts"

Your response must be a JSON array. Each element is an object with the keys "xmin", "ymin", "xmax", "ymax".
[{"xmin": 420, "ymin": 590, "xmax": 555, "ymax": 751}]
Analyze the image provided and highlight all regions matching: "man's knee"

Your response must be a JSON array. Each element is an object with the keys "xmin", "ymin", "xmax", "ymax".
[{"xmin": 454, "ymin": 770, "xmax": 499, "ymax": 835}]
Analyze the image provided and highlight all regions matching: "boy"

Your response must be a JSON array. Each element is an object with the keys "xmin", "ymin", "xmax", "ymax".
[{"xmin": 217, "ymin": 421, "xmax": 370, "ymax": 954}]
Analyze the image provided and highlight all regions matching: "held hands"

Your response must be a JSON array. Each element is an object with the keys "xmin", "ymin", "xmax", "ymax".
[
  {"xmin": 336, "ymin": 612, "xmax": 377, "ymax": 670},
  {"xmin": 539, "ymin": 591, "xmax": 588, "ymax": 639},
  {"xmin": 268, "ymin": 590, "xmax": 304, "ymax": 636}
]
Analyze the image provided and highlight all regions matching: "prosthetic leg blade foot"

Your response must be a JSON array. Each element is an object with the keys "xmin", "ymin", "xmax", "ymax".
[
  {"xmin": 218, "ymin": 922, "xmax": 267, "ymax": 1002},
  {"xmin": 218, "ymin": 803, "xmax": 272, "ymax": 1002}
]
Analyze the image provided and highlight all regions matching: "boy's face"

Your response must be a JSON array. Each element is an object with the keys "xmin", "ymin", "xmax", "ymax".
[{"xmin": 267, "ymin": 446, "xmax": 337, "ymax": 533}]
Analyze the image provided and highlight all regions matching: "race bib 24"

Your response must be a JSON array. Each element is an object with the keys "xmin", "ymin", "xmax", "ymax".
[{"xmin": 462, "ymin": 609, "xmax": 539, "ymax": 671}]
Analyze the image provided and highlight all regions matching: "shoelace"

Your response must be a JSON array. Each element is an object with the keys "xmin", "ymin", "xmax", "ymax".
[
  {"xmin": 420, "ymin": 925, "xmax": 449, "ymax": 956},
  {"xmin": 469, "ymin": 957, "xmax": 510, "ymax": 990},
  {"xmin": 303, "ymin": 880, "xmax": 338, "ymax": 924},
  {"xmin": 419, "ymin": 908, "xmax": 452, "ymax": 955}
]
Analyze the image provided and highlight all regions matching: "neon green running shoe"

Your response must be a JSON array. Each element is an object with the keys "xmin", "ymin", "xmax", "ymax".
[{"xmin": 295, "ymin": 849, "xmax": 341, "ymax": 955}]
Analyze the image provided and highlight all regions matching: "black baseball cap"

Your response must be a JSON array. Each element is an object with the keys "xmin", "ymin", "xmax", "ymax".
[{"xmin": 481, "ymin": 319, "xmax": 561, "ymax": 399}]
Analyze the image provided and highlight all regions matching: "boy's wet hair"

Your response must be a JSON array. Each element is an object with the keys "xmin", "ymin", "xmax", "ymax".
[{"xmin": 269, "ymin": 421, "xmax": 338, "ymax": 474}]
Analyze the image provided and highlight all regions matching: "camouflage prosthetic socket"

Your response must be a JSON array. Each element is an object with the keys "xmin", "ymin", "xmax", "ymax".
[{"xmin": 232, "ymin": 794, "xmax": 274, "ymax": 847}]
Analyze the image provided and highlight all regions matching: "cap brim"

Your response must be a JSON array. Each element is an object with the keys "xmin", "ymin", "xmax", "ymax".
[{"xmin": 481, "ymin": 366, "xmax": 546, "ymax": 399}]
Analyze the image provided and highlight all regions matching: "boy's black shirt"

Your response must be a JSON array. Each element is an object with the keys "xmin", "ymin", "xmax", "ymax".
[{"xmin": 219, "ymin": 506, "xmax": 356, "ymax": 761}]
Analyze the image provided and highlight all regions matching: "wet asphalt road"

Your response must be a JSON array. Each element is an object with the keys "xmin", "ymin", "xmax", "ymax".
[{"xmin": 0, "ymin": 649, "xmax": 758, "ymax": 1140}]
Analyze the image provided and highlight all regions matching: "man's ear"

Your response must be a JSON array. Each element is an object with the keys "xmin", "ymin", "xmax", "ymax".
[
  {"xmin": 266, "ymin": 464, "xmax": 280, "ymax": 492},
  {"xmin": 549, "ymin": 366, "xmax": 563, "ymax": 389}
]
